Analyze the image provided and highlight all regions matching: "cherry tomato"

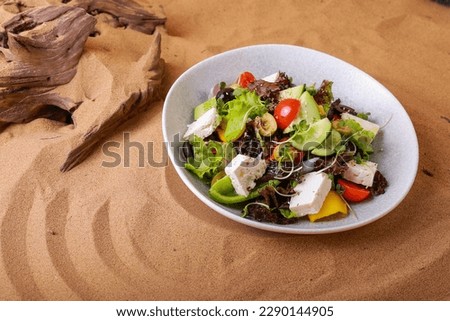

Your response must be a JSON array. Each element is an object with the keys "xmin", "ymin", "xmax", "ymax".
[
  {"xmin": 237, "ymin": 71, "xmax": 255, "ymax": 88},
  {"xmin": 273, "ymin": 98, "xmax": 301, "ymax": 130},
  {"xmin": 337, "ymin": 178, "xmax": 371, "ymax": 203}
]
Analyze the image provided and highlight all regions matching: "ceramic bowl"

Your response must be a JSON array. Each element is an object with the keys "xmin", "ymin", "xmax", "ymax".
[{"xmin": 162, "ymin": 44, "xmax": 418, "ymax": 234}]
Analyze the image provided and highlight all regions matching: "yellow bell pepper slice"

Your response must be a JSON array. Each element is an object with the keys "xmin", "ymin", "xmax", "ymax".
[
  {"xmin": 216, "ymin": 127, "xmax": 227, "ymax": 142},
  {"xmin": 308, "ymin": 191, "xmax": 348, "ymax": 222}
]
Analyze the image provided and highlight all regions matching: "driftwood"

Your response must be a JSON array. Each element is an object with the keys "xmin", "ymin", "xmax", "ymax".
[
  {"xmin": 0, "ymin": 0, "xmax": 166, "ymax": 171},
  {"xmin": 65, "ymin": 0, "xmax": 166, "ymax": 35},
  {"xmin": 0, "ymin": 6, "xmax": 95, "ymax": 125},
  {"xmin": 61, "ymin": 31, "xmax": 164, "ymax": 172}
]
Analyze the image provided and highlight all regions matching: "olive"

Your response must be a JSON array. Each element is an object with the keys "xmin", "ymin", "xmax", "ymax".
[
  {"xmin": 255, "ymin": 113, "xmax": 277, "ymax": 137},
  {"xmin": 215, "ymin": 87, "xmax": 235, "ymax": 103},
  {"xmin": 234, "ymin": 134, "xmax": 262, "ymax": 158}
]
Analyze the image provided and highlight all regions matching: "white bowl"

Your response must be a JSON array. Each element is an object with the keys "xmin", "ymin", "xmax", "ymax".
[{"xmin": 162, "ymin": 44, "xmax": 418, "ymax": 234}]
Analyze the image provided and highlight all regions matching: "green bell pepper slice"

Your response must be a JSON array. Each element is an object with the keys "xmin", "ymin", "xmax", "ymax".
[{"xmin": 209, "ymin": 175, "xmax": 280, "ymax": 204}]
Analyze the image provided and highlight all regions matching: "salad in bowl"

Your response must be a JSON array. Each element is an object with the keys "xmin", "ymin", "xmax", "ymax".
[{"xmin": 180, "ymin": 70, "xmax": 388, "ymax": 224}]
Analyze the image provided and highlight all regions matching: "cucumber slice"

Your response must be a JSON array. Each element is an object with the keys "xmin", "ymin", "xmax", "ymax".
[
  {"xmin": 283, "ymin": 90, "xmax": 321, "ymax": 133},
  {"xmin": 194, "ymin": 97, "xmax": 216, "ymax": 120},
  {"xmin": 291, "ymin": 118, "xmax": 331, "ymax": 151},
  {"xmin": 299, "ymin": 91, "xmax": 321, "ymax": 124},
  {"xmin": 279, "ymin": 84, "xmax": 305, "ymax": 100},
  {"xmin": 312, "ymin": 129, "xmax": 342, "ymax": 156}
]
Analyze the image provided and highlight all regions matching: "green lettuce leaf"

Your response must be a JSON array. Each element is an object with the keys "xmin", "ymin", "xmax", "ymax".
[
  {"xmin": 184, "ymin": 135, "xmax": 234, "ymax": 180},
  {"xmin": 338, "ymin": 119, "xmax": 375, "ymax": 156},
  {"xmin": 221, "ymin": 90, "xmax": 267, "ymax": 141},
  {"xmin": 279, "ymin": 208, "xmax": 298, "ymax": 219}
]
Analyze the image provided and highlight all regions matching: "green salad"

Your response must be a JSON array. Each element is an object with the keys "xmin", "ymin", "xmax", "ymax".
[{"xmin": 181, "ymin": 71, "xmax": 387, "ymax": 224}]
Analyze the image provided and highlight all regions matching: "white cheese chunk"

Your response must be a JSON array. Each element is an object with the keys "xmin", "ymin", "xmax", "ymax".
[
  {"xmin": 183, "ymin": 107, "xmax": 220, "ymax": 140},
  {"xmin": 341, "ymin": 113, "xmax": 380, "ymax": 137},
  {"xmin": 343, "ymin": 160, "xmax": 378, "ymax": 187},
  {"xmin": 224, "ymin": 154, "xmax": 267, "ymax": 197},
  {"xmin": 289, "ymin": 172, "xmax": 332, "ymax": 217},
  {"xmin": 262, "ymin": 72, "xmax": 280, "ymax": 83}
]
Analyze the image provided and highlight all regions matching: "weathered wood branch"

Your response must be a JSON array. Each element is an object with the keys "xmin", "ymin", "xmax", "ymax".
[
  {"xmin": 60, "ymin": 32, "xmax": 164, "ymax": 172},
  {"xmin": 0, "ymin": 5, "xmax": 95, "ymax": 124},
  {"xmin": 62, "ymin": 0, "xmax": 166, "ymax": 34},
  {"xmin": 0, "ymin": 6, "xmax": 96, "ymax": 88},
  {"xmin": 0, "ymin": 1, "xmax": 166, "ymax": 171}
]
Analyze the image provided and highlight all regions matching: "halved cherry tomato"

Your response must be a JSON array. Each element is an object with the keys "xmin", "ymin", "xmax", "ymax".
[
  {"xmin": 237, "ymin": 71, "xmax": 255, "ymax": 88},
  {"xmin": 273, "ymin": 98, "xmax": 301, "ymax": 130},
  {"xmin": 337, "ymin": 178, "xmax": 371, "ymax": 203}
]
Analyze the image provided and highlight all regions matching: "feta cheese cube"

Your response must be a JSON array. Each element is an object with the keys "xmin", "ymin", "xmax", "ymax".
[
  {"xmin": 341, "ymin": 113, "xmax": 380, "ymax": 137},
  {"xmin": 343, "ymin": 160, "xmax": 378, "ymax": 187},
  {"xmin": 225, "ymin": 154, "xmax": 267, "ymax": 197},
  {"xmin": 183, "ymin": 107, "xmax": 220, "ymax": 140},
  {"xmin": 289, "ymin": 172, "xmax": 332, "ymax": 217},
  {"xmin": 262, "ymin": 72, "xmax": 280, "ymax": 83}
]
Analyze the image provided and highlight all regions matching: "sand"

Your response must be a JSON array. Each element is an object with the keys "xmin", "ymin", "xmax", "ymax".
[{"xmin": 0, "ymin": 0, "xmax": 450, "ymax": 300}]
